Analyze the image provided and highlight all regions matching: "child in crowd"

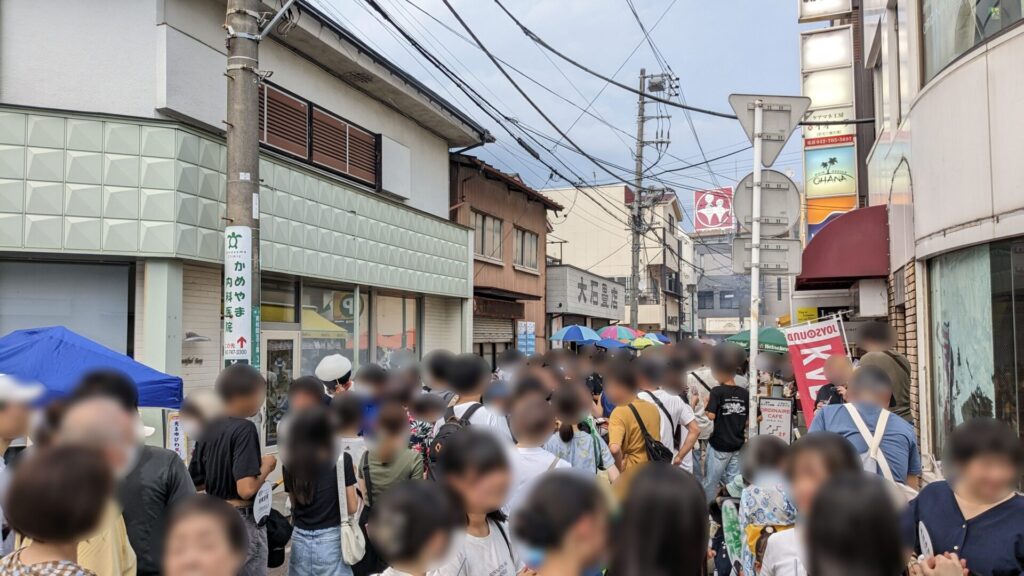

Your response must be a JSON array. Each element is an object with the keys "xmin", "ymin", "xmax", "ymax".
[
  {"xmin": 544, "ymin": 382, "xmax": 618, "ymax": 480},
  {"xmin": 702, "ymin": 343, "xmax": 749, "ymax": 503},
  {"xmin": 355, "ymin": 402, "xmax": 424, "ymax": 576},
  {"xmin": 2, "ymin": 445, "xmax": 112, "ymax": 576},
  {"xmin": 162, "ymin": 495, "xmax": 249, "ymax": 576},
  {"xmin": 737, "ymin": 434, "xmax": 796, "ymax": 576},
  {"xmin": 188, "ymin": 364, "xmax": 277, "ymax": 576},
  {"xmin": 434, "ymin": 430, "xmax": 519, "ymax": 576},
  {"xmin": 367, "ymin": 481, "xmax": 459, "ymax": 576},
  {"xmin": 332, "ymin": 391, "xmax": 367, "ymax": 466},
  {"xmin": 432, "ymin": 354, "xmax": 511, "ymax": 442},
  {"xmin": 284, "ymin": 407, "xmax": 358, "ymax": 576},
  {"xmin": 506, "ymin": 394, "xmax": 571, "ymax": 514},
  {"xmin": 513, "ymin": 471, "xmax": 609, "ymax": 576}
]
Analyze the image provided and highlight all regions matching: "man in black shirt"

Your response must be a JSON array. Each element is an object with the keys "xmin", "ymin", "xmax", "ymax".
[
  {"xmin": 702, "ymin": 344, "xmax": 749, "ymax": 503},
  {"xmin": 191, "ymin": 364, "xmax": 277, "ymax": 576},
  {"xmin": 814, "ymin": 355, "xmax": 853, "ymax": 413}
]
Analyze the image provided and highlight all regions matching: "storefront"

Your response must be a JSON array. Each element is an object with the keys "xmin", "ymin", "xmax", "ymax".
[
  {"xmin": 546, "ymin": 265, "xmax": 625, "ymax": 340},
  {"xmin": 926, "ymin": 237, "xmax": 1024, "ymax": 454}
]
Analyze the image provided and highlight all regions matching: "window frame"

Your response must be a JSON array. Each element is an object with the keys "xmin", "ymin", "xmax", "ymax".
[
  {"xmin": 473, "ymin": 210, "xmax": 504, "ymax": 263},
  {"xmin": 513, "ymin": 227, "xmax": 540, "ymax": 271},
  {"xmin": 697, "ymin": 290, "xmax": 715, "ymax": 310},
  {"xmin": 719, "ymin": 290, "xmax": 738, "ymax": 309}
]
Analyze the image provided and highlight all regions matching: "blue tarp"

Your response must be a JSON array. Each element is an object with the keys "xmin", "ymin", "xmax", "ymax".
[{"xmin": 0, "ymin": 326, "xmax": 183, "ymax": 409}]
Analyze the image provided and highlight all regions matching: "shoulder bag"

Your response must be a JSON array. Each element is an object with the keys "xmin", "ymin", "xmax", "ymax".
[{"xmin": 337, "ymin": 453, "xmax": 365, "ymax": 564}]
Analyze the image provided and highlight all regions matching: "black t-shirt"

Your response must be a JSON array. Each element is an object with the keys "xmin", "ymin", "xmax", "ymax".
[
  {"xmin": 706, "ymin": 385, "xmax": 749, "ymax": 452},
  {"xmin": 188, "ymin": 416, "xmax": 262, "ymax": 501},
  {"xmin": 814, "ymin": 383, "xmax": 845, "ymax": 407},
  {"xmin": 284, "ymin": 453, "xmax": 357, "ymax": 531}
]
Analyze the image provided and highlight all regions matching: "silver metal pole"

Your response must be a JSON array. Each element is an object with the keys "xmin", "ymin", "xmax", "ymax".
[{"xmin": 748, "ymin": 99, "xmax": 764, "ymax": 437}]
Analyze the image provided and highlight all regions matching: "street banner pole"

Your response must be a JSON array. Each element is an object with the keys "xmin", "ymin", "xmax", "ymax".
[{"xmin": 747, "ymin": 99, "xmax": 764, "ymax": 437}]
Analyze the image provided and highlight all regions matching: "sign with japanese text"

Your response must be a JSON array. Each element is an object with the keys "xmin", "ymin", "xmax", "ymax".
[
  {"xmin": 693, "ymin": 188, "xmax": 734, "ymax": 234},
  {"xmin": 166, "ymin": 411, "xmax": 187, "ymax": 462},
  {"xmin": 223, "ymin": 225, "xmax": 254, "ymax": 364},
  {"xmin": 546, "ymin": 266, "xmax": 625, "ymax": 321},
  {"xmin": 516, "ymin": 321, "xmax": 536, "ymax": 355},
  {"xmin": 783, "ymin": 318, "xmax": 848, "ymax": 424},
  {"xmin": 758, "ymin": 397, "xmax": 794, "ymax": 444}
]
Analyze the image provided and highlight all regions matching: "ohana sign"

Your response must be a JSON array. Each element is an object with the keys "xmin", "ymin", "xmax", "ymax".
[{"xmin": 783, "ymin": 318, "xmax": 848, "ymax": 423}]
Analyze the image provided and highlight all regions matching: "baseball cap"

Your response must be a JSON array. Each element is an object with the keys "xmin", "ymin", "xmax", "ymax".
[
  {"xmin": 314, "ymin": 354, "xmax": 353, "ymax": 383},
  {"xmin": 0, "ymin": 374, "xmax": 44, "ymax": 403}
]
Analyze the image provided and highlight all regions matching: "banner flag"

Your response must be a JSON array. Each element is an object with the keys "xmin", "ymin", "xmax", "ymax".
[{"xmin": 783, "ymin": 318, "xmax": 848, "ymax": 424}]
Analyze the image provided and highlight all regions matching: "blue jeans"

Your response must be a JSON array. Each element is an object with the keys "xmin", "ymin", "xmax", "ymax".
[
  {"xmin": 691, "ymin": 440, "xmax": 708, "ymax": 484},
  {"xmin": 702, "ymin": 445, "xmax": 741, "ymax": 503},
  {"xmin": 289, "ymin": 526, "xmax": 353, "ymax": 576}
]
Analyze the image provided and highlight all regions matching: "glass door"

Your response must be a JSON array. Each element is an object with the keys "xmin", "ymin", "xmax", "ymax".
[{"xmin": 260, "ymin": 330, "xmax": 301, "ymax": 452}]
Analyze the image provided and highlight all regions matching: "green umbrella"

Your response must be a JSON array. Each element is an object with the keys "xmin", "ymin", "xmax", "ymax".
[{"xmin": 726, "ymin": 327, "xmax": 789, "ymax": 353}]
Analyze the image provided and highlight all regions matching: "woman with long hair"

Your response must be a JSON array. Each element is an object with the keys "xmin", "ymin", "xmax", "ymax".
[
  {"xmin": 433, "ymin": 429, "xmax": 518, "ymax": 576},
  {"xmin": 283, "ymin": 406, "xmax": 358, "ymax": 576},
  {"xmin": 513, "ymin": 471, "xmax": 609, "ymax": 576},
  {"xmin": 609, "ymin": 464, "xmax": 710, "ymax": 576}
]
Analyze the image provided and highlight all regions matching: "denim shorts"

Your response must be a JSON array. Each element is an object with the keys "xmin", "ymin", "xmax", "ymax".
[{"xmin": 289, "ymin": 525, "xmax": 354, "ymax": 576}]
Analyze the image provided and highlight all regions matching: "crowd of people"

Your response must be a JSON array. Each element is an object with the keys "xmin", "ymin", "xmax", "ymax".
[{"xmin": 0, "ymin": 326, "xmax": 1022, "ymax": 576}]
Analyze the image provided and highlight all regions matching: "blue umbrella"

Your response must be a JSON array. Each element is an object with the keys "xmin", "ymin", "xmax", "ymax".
[
  {"xmin": 650, "ymin": 333, "xmax": 672, "ymax": 344},
  {"xmin": 550, "ymin": 324, "xmax": 601, "ymax": 343},
  {"xmin": 596, "ymin": 338, "xmax": 627, "ymax": 349}
]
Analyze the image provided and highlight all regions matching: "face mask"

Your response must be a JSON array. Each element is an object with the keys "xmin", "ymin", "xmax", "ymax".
[
  {"xmin": 181, "ymin": 419, "xmax": 201, "ymax": 438},
  {"xmin": 117, "ymin": 443, "xmax": 141, "ymax": 480},
  {"xmin": 521, "ymin": 546, "xmax": 546, "ymax": 570}
]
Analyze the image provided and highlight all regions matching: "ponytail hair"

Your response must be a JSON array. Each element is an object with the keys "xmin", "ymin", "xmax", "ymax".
[{"xmin": 551, "ymin": 383, "xmax": 584, "ymax": 443}]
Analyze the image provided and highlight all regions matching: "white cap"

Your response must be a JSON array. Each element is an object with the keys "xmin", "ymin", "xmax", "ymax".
[
  {"xmin": 0, "ymin": 374, "xmax": 44, "ymax": 403},
  {"xmin": 315, "ymin": 354, "xmax": 352, "ymax": 383}
]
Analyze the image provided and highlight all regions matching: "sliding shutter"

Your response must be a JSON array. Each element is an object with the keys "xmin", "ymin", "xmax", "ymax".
[{"xmin": 261, "ymin": 85, "xmax": 308, "ymax": 157}]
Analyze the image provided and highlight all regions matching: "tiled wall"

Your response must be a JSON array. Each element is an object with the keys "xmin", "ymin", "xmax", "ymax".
[{"xmin": 0, "ymin": 107, "xmax": 470, "ymax": 298}]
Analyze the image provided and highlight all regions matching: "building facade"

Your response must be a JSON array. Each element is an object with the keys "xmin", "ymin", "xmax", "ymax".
[
  {"xmin": 545, "ymin": 265, "xmax": 626, "ymax": 339},
  {"xmin": 449, "ymin": 155, "xmax": 561, "ymax": 368},
  {"xmin": 0, "ymin": 0, "xmax": 486, "ymax": 444},
  {"xmin": 544, "ymin": 185, "xmax": 694, "ymax": 340},
  {"xmin": 863, "ymin": 0, "xmax": 1024, "ymax": 457}
]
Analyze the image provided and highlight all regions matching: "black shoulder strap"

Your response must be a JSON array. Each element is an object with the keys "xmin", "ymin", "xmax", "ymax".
[
  {"xmin": 360, "ymin": 451, "xmax": 373, "ymax": 507},
  {"xmin": 883, "ymin": 350, "xmax": 912, "ymax": 377},
  {"xmin": 642, "ymin": 390, "xmax": 674, "ymax": 429},
  {"xmin": 443, "ymin": 404, "xmax": 456, "ymax": 422},
  {"xmin": 627, "ymin": 403, "xmax": 656, "ymax": 442},
  {"xmin": 690, "ymin": 371, "xmax": 712, "ymax": 393},
  {"xmin": 492, "ymin": 520, "xmax": 514, "ymax": 560},
  {"xmin": 461, "ymin": 402, "xmax": 483, "ymax": 423}
]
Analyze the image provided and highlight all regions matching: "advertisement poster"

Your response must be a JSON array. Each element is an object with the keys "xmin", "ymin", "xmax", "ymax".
[
  {"xmin": 807, "ymin": 195, "xmax": 857, "ymax": 239},
  {"xmin": 693, "ymin": 188, "xmax": 734, "ymax": 233},
  {"xmin": 929, "ymin": 245, "xmax": 994, "ymax": 451},
  {"xmin": 223, "ymin": 225, "xmax": 254, "ymax": 364},
  {"xmin": 517, "ymin": 321, "xmax": 536, "ymax": 355},
  {"xmin": 783, "ymin": 318, "xmax": 848, "ymax": 423},
  {"xmin": 758, "ymin": 397, "xmax": 794, "ymax": 444},
  {"xmin": 805, "ymin": 146, "xmax": 857, "ymax": 198}
]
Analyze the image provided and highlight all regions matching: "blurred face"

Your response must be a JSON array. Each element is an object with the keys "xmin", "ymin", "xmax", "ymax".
[
  {"xmin": 790, "ymin": 451, "xmax": 831, "ymax": 513},
  {"xmin": 823, "ymin": 358, "xmax": 853, "ymax": 386},
  {"xmin": 603, "ymin": 379, "xmax": 630, "ymax": 405},
  {"xmin": 450, "ymin": 468, "xmax": 510, "ymax": 515},
  {"xmin": 163, "ymin": 513, "xmax": 243, "ymax": 576},
  {"xmin": 0, "ymin": 402, "xmax": 32, "ymax": 440},
  {"xmin": 959, "ymin": 455, "xmax": 1018, "ymax": 501},
  {"xmin": 289, "ymin": 391, "xmax": 321, "ymax": 412}
]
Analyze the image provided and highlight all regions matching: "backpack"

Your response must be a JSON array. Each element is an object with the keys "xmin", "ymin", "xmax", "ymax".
[
  {"xmin": 642, "ymin": 390, "xmax": 680, "ymax": 450},
  {"xmin": 627, "ymin": 404, "xmax": 674, "ymax": 463},
  {"xmin": 425, "ymin": 403, "xmax": 483, "ymax": 480}
]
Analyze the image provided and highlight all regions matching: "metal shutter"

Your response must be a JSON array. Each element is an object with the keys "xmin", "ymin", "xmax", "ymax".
[
  {"xmin": 473, "ymin": 317, "xmax": 514, "ymax": 343},
  {"xmin": 311, "ymin": 108, "xmax": 348, "ymax": 173},
  {"xmin": 422, "ymin": 296, "xmax": 464, "ymax": 354},
  {"xmin": 347, "ymin": 125, "xmax": 377, "ymax": 185},
  {"xmin": 261, "ymin": 85, "xmax": 308, "ymax": 158}
]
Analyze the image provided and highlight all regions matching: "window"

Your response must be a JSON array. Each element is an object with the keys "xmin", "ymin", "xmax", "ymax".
[
  {"xmin": 300, "ymin": 284, "xmax": 369, "ymax": 370},
  {"xmin": 697, "ymin": 290, "xmax": 715, "ymax": 310},
  {"xmin": 258, "ymin": 83, "xmax": 380, "ymax": 186},
  {"xmin": 922, "ymin": 0, "xmax": 1023, "ymax": 81},
  {"xmin": 473, "ymin": 212, "xmax": 503, "ymax": 261},
  {"xmin": 374, "ymin": 294, "xmax": 419, "ymax": 367},
  {"xmin": 514, "ymin": 228, "xmax": 539, "ymax": 270},
  {"xmin": 720, "ymin": 290, "xmax": 738, "ymax": 309}
]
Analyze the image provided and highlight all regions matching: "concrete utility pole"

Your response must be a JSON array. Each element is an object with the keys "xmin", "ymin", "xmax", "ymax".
[
  {"xmin": 630, "ymin": 69, "xmax": 646, "ymax": 330},
  {"xmin": 747, "ymin": 99, "xmax": 764, "ymax": 436},
  {"xmin": 222, "ymin": 0, "xmax": 263, "ymax": 367}
]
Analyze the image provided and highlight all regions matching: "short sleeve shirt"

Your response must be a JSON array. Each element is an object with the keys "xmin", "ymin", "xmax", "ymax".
[
  {"xmin": 608, "ymin": 400, "xmax": 661, "ymax": 471},
  {"xmin": 808, "ymin": 403, "xmax": 921, "ymax": 483},
  {"xmin": 284, "ymin": 453, "xmax": 356, "ymax": 531},
  {"xmin": 706, "ymin": 385, "xmax": 749, "ymax": 453},
  {"xmin": 188, "ymin": 417, "xmax": 262, "ymax": 501}
]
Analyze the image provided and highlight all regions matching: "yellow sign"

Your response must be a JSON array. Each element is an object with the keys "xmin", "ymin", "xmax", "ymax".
[{"xmin": 797, "ymin": 308, "xmax": 818, "ymax": 323}]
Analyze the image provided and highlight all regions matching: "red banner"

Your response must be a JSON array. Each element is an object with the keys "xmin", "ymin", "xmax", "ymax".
[{"xmin": 782, "ymin": 319, "xmax": 848, "ymax": 424}]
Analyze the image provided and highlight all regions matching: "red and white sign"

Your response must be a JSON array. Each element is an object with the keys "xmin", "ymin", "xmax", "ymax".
[
  {"xmin": 783, "ymin": 319, "xmax": 848, "ymax": 424},
  {"xmin": 693, "ymin": 187, "xmax": 734, "ymax": 233}
]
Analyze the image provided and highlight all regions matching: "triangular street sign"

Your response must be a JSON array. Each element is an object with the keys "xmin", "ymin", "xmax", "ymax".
[{"xmin": 728, "ymin": 94, "xmax": 812, "ymax": 166}]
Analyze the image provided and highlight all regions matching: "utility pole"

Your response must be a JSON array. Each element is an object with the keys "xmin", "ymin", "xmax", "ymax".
[
  {"xmin": 629, "ymin": 69, "xmax": 647, "ymax": 330},
  {"xmin": 746, "ymin": 99, "xmax": 764, "ymax": 436}
]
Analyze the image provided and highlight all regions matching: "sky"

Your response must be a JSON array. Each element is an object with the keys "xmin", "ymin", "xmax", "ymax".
[{"xmin": 314, "ymin": 0, "xmax": 809, "ymax": 232}]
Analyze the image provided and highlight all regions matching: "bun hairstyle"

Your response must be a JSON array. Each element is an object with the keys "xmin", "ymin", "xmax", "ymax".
[
  {"xmin": 513, "ymin": 470, "xmax": 604, "ymax": 550},
  {"xmin": 551, "ymin": 383, "xmax": 585, "ymax": 443}
]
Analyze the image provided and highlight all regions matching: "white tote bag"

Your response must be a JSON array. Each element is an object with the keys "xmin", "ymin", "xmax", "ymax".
[{"xmin": 337, "ymin": 454, "xmax": 366, "ymax": 564}]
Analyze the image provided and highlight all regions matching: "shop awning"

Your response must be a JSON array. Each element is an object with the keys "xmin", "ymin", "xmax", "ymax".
[{"xmin": 796, "ymin": 204, "xmax": 890, "ymax": 290}]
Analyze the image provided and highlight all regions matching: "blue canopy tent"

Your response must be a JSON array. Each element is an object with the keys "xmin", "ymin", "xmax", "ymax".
[{"xmin": 0, "ymin": 326, "xmax": 183, "ymax": 409}]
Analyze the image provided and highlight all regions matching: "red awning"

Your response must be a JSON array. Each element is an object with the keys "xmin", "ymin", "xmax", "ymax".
[{"xmin": 796, "ymin": 204, "xmax": 889, "ymax": 290}]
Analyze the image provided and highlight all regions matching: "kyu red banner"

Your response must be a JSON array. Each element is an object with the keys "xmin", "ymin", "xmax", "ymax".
[{"xmin": 783, "ymin": 318, "xmax": 848, "ymax": 424}]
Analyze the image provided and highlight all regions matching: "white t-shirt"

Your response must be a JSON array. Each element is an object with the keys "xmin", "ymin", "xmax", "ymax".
[
  {"xmin": 760, "ymin": 527, "xmax": 807, "ymax": 576},
  {"xmin": 433, "ymin": 520, "xmax": 519, "ymax": 576},
  {"xmin": 336, "ymin": 435, "xmax": 367, "ymax": 468},
  {"xmin": 638, "ymin": 389, "xmax": 697, "ymax": 471},
  {"xmin": 506, "ymin": 446, "xmax": 571, "ymax": 514},
  {"xmin": 432, "ymin": 403, "xmax": 514, "ymax": 443}
]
